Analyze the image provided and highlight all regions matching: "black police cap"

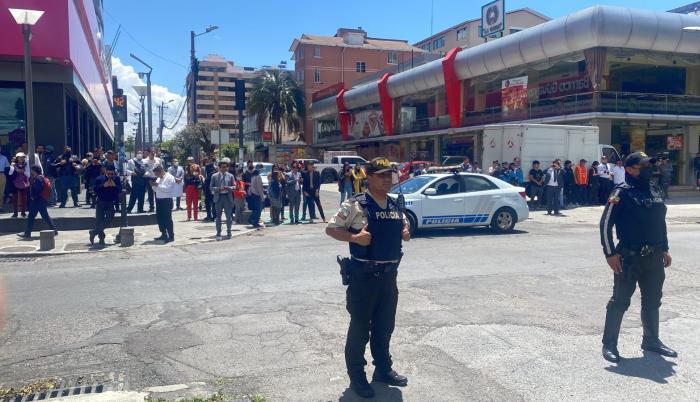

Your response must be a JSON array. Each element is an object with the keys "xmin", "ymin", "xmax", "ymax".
[{"xmin": 624, "ymin": 151, "xmax": 656, "ymax": 167}]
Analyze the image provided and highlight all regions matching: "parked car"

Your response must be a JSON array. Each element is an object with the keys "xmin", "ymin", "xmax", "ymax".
[
  {"xmin": 316, "ymin": 155, "xmax": 368, "ymax": 183},
  {"xmin": 390, "ymin": 172, "xmax": 529, "ymax": 234},
  {"xmin": 398, "ymin": 161, "xmax": 435, "ymax": 182}
]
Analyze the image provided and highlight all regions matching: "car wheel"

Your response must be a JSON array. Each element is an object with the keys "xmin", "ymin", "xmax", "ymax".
[
  {"xmin": 321, "ymin": 170, "xmax": 336, "ymax": 184},
  {"xmin": 405, "ymin": 211, "xmax": 417, "ymax": 236},
  {"xmin": 490, "ymin": 207, "xmax": 516, "ymax": 233}
]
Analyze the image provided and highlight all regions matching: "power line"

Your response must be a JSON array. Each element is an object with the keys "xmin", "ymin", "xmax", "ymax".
[
  {"xmin": 103, "ymin": 8, "xmax": 188, "ymax": 70},
  {"xmin": 165, "ymin": 98, "xmax": 187, "ymax": 130}
]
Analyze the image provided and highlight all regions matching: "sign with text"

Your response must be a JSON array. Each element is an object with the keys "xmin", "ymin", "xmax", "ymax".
[
  {"xmin": 210, "ymin": 129, "xmax": 230, "ymax": 145},
  {"xmin": 501, "ymin": 76, "xmax": 528, "ymax": 115},
  {"xmin": 667, "ymin": 135, "xmax": 683, "ymax": 150},
  {"xmin": 481, "ymin": 0, "xmax": 505, "ymax": 38},
  {"xmin": 312, "ymin": 82, "xmax": 344, "ymax": 102}
]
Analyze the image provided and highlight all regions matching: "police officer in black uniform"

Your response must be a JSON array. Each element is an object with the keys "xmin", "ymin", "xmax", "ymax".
[
  {"xmin": 599, "ymin": 152, "xmax": 677, "ymax": 363},
  {"xmin": 326, "ymin": 157, "xmax": 410, "ymax": 398}
]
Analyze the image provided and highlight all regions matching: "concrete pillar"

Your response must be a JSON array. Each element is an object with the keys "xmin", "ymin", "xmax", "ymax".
[
  {"xmin": 593, "ymin": 119, "xmax": 613, "ymax": 146},
  {"xmin": 39, "ymin": 230, "xmax": 55, "ymax": 251},
  {"xmin": 119, "ymin": 227, "xmax": 135, "ymax": 247}
]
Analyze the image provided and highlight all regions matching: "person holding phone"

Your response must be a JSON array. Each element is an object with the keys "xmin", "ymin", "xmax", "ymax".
[{"xmin": 90, "ymin": 165, "xmax": 122, "ymax": 245}]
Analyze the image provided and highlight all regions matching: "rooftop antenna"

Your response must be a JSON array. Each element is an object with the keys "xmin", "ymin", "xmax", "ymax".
[{"xmin": 431, "ymin": 0, "xmax": 434, "ymax": 36}]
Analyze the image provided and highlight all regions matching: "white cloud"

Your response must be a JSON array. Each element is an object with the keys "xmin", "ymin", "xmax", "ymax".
[{"xmin": 111, "ymin": 56, "xmax": 187, "ymax": 142}]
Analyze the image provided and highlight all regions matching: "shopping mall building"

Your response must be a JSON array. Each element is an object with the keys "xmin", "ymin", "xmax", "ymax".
[
  {"xmin": 0, "ymin": 0, "xmax": 114, "ymax": 157},
  {"xmin": 311, "ymin": 5, "xmax": 700, "ymax": 185}
]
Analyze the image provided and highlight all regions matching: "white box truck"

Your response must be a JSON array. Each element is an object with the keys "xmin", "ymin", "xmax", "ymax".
[{"xmin": 482, "ymin": 124, "xmax": 621, "ymax": 177}]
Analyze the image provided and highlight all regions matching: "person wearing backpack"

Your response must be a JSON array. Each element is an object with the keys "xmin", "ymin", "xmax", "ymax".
[{"xmin": 17, "ymin": 165, "xmax": 57, "ymax": 239}]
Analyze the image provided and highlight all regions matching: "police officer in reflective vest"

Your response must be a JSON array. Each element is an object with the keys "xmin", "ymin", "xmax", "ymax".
[
  {"xmin": 326, "ymin": 157, "xmax": 410, "ymax": 398},
  {"xmin": 599, "ymin": 152, "xmax": 676, "ymax": 363}
]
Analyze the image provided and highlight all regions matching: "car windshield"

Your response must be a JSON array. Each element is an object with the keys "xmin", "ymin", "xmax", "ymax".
[
  {"xmin": 258, "ymin": 165, "xmax": 273, "ymax": 176},
  {"xmin": 390, "ymin": 176, "xmax": 435, "ymax": 194}
]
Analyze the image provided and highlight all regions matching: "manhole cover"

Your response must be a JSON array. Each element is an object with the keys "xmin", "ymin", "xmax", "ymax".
[
  {"xmin": 0, "ymin": 370, "xmax": 127, "ymax": 402},
  {"xmin": 0, "ymin": 246, "xmax": 36, "ymax": 253},
  {"xmin": 134, "ymin": 232, "xmax": 143, "ymax": 237},
  {"xmin": 63, "ymin": 243, "xmax": 89, "ymax": 251}
]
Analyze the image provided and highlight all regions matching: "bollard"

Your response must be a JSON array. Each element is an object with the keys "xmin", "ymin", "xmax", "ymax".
[
  {"xmin": 241, "ymin": 210, "xmax": 252, "ymax": 224},
  {"xmin": 39, "ymin": 230, "xmax": 55, "ymax": 251},
  {"xmin": 120, "ymin": 227, "xmax": 135, "ymax": 247}
]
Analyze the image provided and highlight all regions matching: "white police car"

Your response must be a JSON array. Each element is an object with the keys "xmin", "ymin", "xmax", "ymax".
[{"xmin": 390, "ymin": 172, "xmax": 529, "ymax": 234}]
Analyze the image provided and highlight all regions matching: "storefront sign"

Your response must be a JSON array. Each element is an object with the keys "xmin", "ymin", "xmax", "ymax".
[
  {"xmin": 262, "ymin": 131, "xmax": 273, "ymax": 142},
  {"xmin": 274, "ymin": 146, "xmax": 307, "ymax": 164},
  {"xmin": 502, "ymin": 76, "xmax": 528, "ymax": 114},
  {"xmin": 481, "ymin": 0, "xmax": 505, "ymax": 38},
  {"xmin": 529, "ymin": 75, "xmax": 591, "ymax": 100},
  {"xmin": 667, "ymin": 135, "xmax": 683, "ymax": 150},
  {"xmin": 350, "ymin": 110, "xmax": 384, "ymax": 139},
  {"xmin": 312, "ymin": 83, "xmax": 345, "ymax": 102}
]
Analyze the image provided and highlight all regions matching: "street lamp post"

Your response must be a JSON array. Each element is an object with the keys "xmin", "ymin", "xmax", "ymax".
[
  {"xmin": 9, "ymin": 8, "xmax": 44, "ymax": 167},
  {"xmin": 130, "ymin": 54, "xmax": 153, "ymax": 149},
  {"xmin": 189, "ymin": 25, "xmax": 219, "ymax": 125},
  {"xmin": 132, "ymin": 85, "xmax": 147, "ymax": 152}
]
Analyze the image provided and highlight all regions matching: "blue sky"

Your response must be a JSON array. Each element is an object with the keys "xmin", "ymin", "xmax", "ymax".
[{"xmin": 104, "ymin": 0, "xmax": 693, "ymax": 131}]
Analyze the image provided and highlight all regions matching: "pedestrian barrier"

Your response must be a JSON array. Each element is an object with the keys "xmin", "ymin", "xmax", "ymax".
[
  {"xmin": 39, "ymin": 230, "xmax": 55, "ymax": 251},
  {"xmin": 120, "ymin": 227, "xmax": 135, "ymax": 247}
]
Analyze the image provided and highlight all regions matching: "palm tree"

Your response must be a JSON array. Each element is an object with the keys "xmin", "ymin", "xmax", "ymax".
[{"xmin": 247, "ymin": 69, "xmax": 306, "ymax": 144}]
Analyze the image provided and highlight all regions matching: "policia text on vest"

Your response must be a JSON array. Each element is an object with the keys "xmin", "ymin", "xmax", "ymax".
[{"xmin": 326, "ymin": 157, "xmax": 410, "ymax": 399}]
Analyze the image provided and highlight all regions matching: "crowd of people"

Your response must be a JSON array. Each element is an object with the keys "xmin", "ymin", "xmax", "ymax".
[{"xmin": 0, "ymin": 144, "xmax": 342, "ymax": 244}]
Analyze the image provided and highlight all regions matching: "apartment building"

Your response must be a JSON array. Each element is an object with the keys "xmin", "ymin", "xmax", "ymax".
[
  {"xmin": 191, "ymin": 55, "xmax": 258, "ymax": 133},
  {"xmin": 414, "ymin": 8, "xmax": 549, "ymax": 55},
  {"xmin": 289, "ymin": 28, "xmax": 425, "ymax": 143}
]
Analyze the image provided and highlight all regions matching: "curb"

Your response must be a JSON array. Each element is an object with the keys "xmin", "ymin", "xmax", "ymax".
[{"xmin": 0, "ymin": 227, "xmax": 262, "ymax": 258}]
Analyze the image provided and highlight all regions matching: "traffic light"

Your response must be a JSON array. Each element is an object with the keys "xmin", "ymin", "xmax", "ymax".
[
  {"xmin": 235, "ymin": 79, "xmax": 246, "ymax": 111},
  {"xmin": 113, "ymin": 94, "xmax": 128, "ymax": 122}
]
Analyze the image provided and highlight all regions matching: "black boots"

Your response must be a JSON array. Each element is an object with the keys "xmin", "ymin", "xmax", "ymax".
[
  {"xmin": 349, "ymin": 373, "xmax": 374, "ymax": 399},
  {"xmin": 372, "ymin": 370, "xmax": 408, "ymax": 387},
  {"xmin": 641, "ymin": 309, "xmax": 678, "ymax": 358},
  {"xmin": 602, "ymin": 308, "xmax": 624, "ymax": 363}
]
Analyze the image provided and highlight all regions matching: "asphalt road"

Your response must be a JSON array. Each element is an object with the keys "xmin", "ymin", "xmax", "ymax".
[{"xmin": 1, "ymin": 201, "xmax": 699, "ymax": 401}]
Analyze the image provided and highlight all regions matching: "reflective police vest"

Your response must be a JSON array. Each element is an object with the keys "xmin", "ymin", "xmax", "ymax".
[
  {"xmin": 348, "ymin": 192, "xmax": 403, "ymax": 262},
  {"xmin": 574, "ymin": 165, "xmax": 588, "ymax": 185}
]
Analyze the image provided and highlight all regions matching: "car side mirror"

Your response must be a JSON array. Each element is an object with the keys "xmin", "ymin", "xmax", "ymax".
[{"xmin": 423, "ymin": 188, "xmax": 437, "ymax": 196}]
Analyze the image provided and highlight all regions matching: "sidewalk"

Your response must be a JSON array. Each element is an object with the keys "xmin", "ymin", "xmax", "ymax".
[{"xmin": 0, "ymin": 208, "xmax": 260, "ymax": 257}]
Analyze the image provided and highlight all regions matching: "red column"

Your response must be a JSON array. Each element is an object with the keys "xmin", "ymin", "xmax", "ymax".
[
  {"xmin": 442, "ymin": 48, "xmax": 463, "ymax": 128},
  {"xmin": 335, "ymin": 89, "xmax": 350, "ymax": 141},
  {"xmin": 378, "ymin": 73, "xmax": 394, "ymax": 135}
]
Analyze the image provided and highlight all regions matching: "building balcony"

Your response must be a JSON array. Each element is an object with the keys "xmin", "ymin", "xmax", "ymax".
[{"xmin": 462, "ymin": 91, "xmax": 700, "ymax": 127}]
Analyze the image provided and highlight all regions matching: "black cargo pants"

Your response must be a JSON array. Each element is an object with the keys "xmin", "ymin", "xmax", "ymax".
[
  {"xmin": 345, "ymin": 261, "xmax": 399, "ymax": 377},
  {"xmin": 607, "ymin": 248, "xmax": 665, "ymax": 314}
]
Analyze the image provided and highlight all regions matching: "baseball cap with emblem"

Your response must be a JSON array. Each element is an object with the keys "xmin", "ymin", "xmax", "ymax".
[
  {"xmin": 624, "ymin": 152, "xmax": 656, "ymax": 167},
  {"xmin": 365, "ymin": 157, "xmax": 393, "ymax": 175}
]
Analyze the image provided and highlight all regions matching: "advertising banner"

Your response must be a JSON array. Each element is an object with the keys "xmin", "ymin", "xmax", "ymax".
[
  {"xmin": 501, "ymin": 76, "xmax": 528, "ymax": 114},
  {"xmin": 350, "ymin": 110, "xmax": 384, "ymax": 139},
  {"xmin": 528, "ymin": 75, "xmax": 591, "ymax": 100},
  {"xmin": 667, "ymin": 135, "xmax": 683, "ymax": 150}
]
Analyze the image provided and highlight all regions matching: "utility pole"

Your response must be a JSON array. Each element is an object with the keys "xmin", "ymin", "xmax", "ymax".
[{"xmin": 190, "ymin": 30, "xmax": 197, "ymax": 125}]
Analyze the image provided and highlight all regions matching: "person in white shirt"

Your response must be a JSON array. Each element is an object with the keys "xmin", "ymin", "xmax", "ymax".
[
  {"xmin": 150, "ymin": 165, "xmax": 176, "ymax": 242},
  {"xmin": 0, "ymin": 152, "xmax": 11, "ymax": 209},
  {"xmin": 597, "ymin": 157, "xmax": 613, "ymax": 203},
  {"xmin": 144, "ymin": 148, "xmax": 162, "ymax": 212},
  {"xmin": 611, "ymin": 160, "xmax": 626, "ymax": 186},
  {"xmin": 167, "ymin": 159, "xmax": 185, "ymax": 210}
]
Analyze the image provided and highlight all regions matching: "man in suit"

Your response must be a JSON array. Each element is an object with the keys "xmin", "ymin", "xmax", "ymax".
[
  {"xmin": 302, "ymin": 161, "xmax": 325, "ymax": 223},
  {"xmin": 544, "ymin": 160, "xmax": 564, "ymax": 215},
  {"xmin": 210, "ymin": 159, "xmax": 235, "ymax": 240}
]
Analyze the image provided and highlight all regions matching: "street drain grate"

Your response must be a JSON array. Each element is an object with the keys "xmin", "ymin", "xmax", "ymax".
[
  {"xmin": 0, "ymin": 256, "xmax": 38, "ymax": 263},
  {"xmin": 0, "ymin": 370, "xmax": 127, "ymax": 402}
]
